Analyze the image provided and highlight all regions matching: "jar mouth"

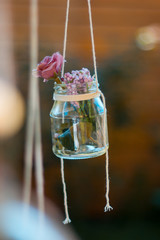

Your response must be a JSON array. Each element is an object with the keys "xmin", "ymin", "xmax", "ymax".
[{"xmin": 54, "ymin": 81, "xmax": 98, "ymax": 95}]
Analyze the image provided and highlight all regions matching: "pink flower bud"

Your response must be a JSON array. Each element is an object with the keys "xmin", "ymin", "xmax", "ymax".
[{"xmin": 34, "ymin": 52, "xmax": 64, "ymax": 81}]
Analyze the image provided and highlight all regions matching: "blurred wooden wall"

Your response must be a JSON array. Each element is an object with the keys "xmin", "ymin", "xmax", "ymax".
[
  {"xmin": 9, "ymin": 0, "xmax": 160, "ymax": 61},
  {"xmin": 1, "ymin": 0, "xmax": 160, "ymax": 218}
]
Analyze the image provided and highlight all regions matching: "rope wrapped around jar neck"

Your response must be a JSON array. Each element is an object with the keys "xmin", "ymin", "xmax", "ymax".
[{"xmin": 53, "ymin": 91, "xmax": 100, "ymax": 102}]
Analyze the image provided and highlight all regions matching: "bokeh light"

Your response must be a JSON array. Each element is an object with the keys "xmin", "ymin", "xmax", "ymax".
[
  {"xmin": 136, "ymin": 24, "xmax": 160, "ymax": 50},
  {"xmin": 0, "ymin": 79, "xmax": 25, "ymax": 138}
]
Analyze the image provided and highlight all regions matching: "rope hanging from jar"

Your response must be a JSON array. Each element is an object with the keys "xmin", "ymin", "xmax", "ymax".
[{"xmin": 60, "ymin": 0, "xmax": 113, "ymax": 224}]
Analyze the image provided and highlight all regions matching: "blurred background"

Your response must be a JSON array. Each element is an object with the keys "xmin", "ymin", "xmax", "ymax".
[{"xmin": 0, "ymin": 0, "xmax": 160, "ymax": 239}]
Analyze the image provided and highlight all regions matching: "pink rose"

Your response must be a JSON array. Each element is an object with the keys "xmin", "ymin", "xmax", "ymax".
[{"xmin": 33, "ymin": 52, "xmax": 64, "ymax": 82}]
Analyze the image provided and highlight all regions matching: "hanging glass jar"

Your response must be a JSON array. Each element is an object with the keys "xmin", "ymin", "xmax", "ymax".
[{"xmin": 50, "ymin": 82, "xmax": 109, "ymax": 159}]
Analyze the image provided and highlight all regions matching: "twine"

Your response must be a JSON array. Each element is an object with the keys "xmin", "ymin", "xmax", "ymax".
[
  {"xmin": 87, "ymin": 0, "xmax": 99, "ymax": 91},
  {"xmin": 87, "ymin": 0, "xmax": 112, "ymax": 212},
  {"xmin": 59, "ymin": 0, "xmax": 71, "ymax": 225},
  {"xmin": 59, "ymin": 0, "xmax": 113, "ymax": 224},
  {"xmin": 99, "ymin": 91, "xmax": 113, "ymax": 212}
]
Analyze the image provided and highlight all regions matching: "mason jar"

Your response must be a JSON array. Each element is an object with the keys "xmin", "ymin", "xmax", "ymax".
[{"xmin": 50, "ymin": 83, "xmax": 109, "ymax": 159}]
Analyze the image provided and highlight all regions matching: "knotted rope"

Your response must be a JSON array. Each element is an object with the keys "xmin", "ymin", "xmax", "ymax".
[
  {"xmin": 60, "ymin": 0, "xmax": 113, "ymax": 224},
  {"xmin": 87, "ymin": 0, "xmax": 112, "ymax": 212},
  {"xmin": 60, "ymin": 0, "xmax": 71, "ymax": 225}
]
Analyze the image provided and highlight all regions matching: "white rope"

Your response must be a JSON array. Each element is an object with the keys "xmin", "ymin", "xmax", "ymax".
[
  {"xmin": 87, "ymin": 0, "xmax": 113, "ymax": 212},
  {"xmin": 104, "ymin": 149, "xmax": 113, "ymax": 211},
  {"xmin": 23, "ymin": 0, "xmax": 45, "ymax": 220},
  {"xmin": 60, "ymin": 158, "xmax": 71, "ymax": 224},
  {"xmin": 60, "ymin": 107, "xmax": 71, "ymax": 224},
  {"xmin": 87, "ymin": 0, "xmax": 112, "ymax": 212},
  {"xmin": 87, "ymin": 0, "xmax": 98, "ymax": 91},
  {"xmin": 99, "ymin": 91, "xmax": 113, "ymax": 212},
  {"xmin": 73, "ymin": 120, "xmax": 79, "ymax": 150},
  {"xmin": 60, "ymin": 0, "xmax": 71, "ymax": 224},
  {"xmin": 59, "ymin": 0, "xmax": 112, "ymax": 222},
  {"xmin": 61, "ymin": 0, "xmax": 70, "ymax": 78}
]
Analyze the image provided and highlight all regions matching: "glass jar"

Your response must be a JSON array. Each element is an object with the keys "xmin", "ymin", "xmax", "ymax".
[{"xmin": 50, "ymin": 84, "xmax": 109, "ymax": 159}]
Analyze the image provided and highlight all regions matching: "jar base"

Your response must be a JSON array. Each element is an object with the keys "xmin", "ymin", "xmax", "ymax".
[{"xmin": 53, "ymin": 145, "xmax": 107, "ymax": 160}]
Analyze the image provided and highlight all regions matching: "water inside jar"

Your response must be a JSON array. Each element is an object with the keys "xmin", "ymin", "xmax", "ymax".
[{"xmin": 51, "ymin": 114, "xmax": 108, "ymax": 159}]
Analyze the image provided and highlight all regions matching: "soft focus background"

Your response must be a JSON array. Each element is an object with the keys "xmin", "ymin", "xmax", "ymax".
[{"xmin": 0, "ymin": 0, "xmax": 160, "ymax": 239}]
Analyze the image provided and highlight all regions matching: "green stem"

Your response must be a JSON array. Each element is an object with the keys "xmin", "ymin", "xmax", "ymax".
[
  {"xmin": 87, "ymin": 100, "xmax": 92, "ymax": 119},
  {"xmin": 80, "ymin": 101, "xmax": 87, "ymax": 117}
]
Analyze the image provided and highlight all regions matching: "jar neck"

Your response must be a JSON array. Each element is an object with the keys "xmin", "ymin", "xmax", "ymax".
[{"xmin": 54, "ymin": 82, "xmax": 98, "ymax": 95}]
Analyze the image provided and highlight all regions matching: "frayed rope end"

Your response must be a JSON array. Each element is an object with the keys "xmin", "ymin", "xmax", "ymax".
[
  {"xmin": 104, "ymin": 205, "xmax": 113, "ymax": 212},
  {"xmin": 63, "ymin": 218, "xmax": 71, "ymax": 225}
]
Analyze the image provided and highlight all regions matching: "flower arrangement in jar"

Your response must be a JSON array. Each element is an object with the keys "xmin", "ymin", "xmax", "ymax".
[{"xmin": 33, "ymin": 52, "xmax": 108, "ymax": 159}]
